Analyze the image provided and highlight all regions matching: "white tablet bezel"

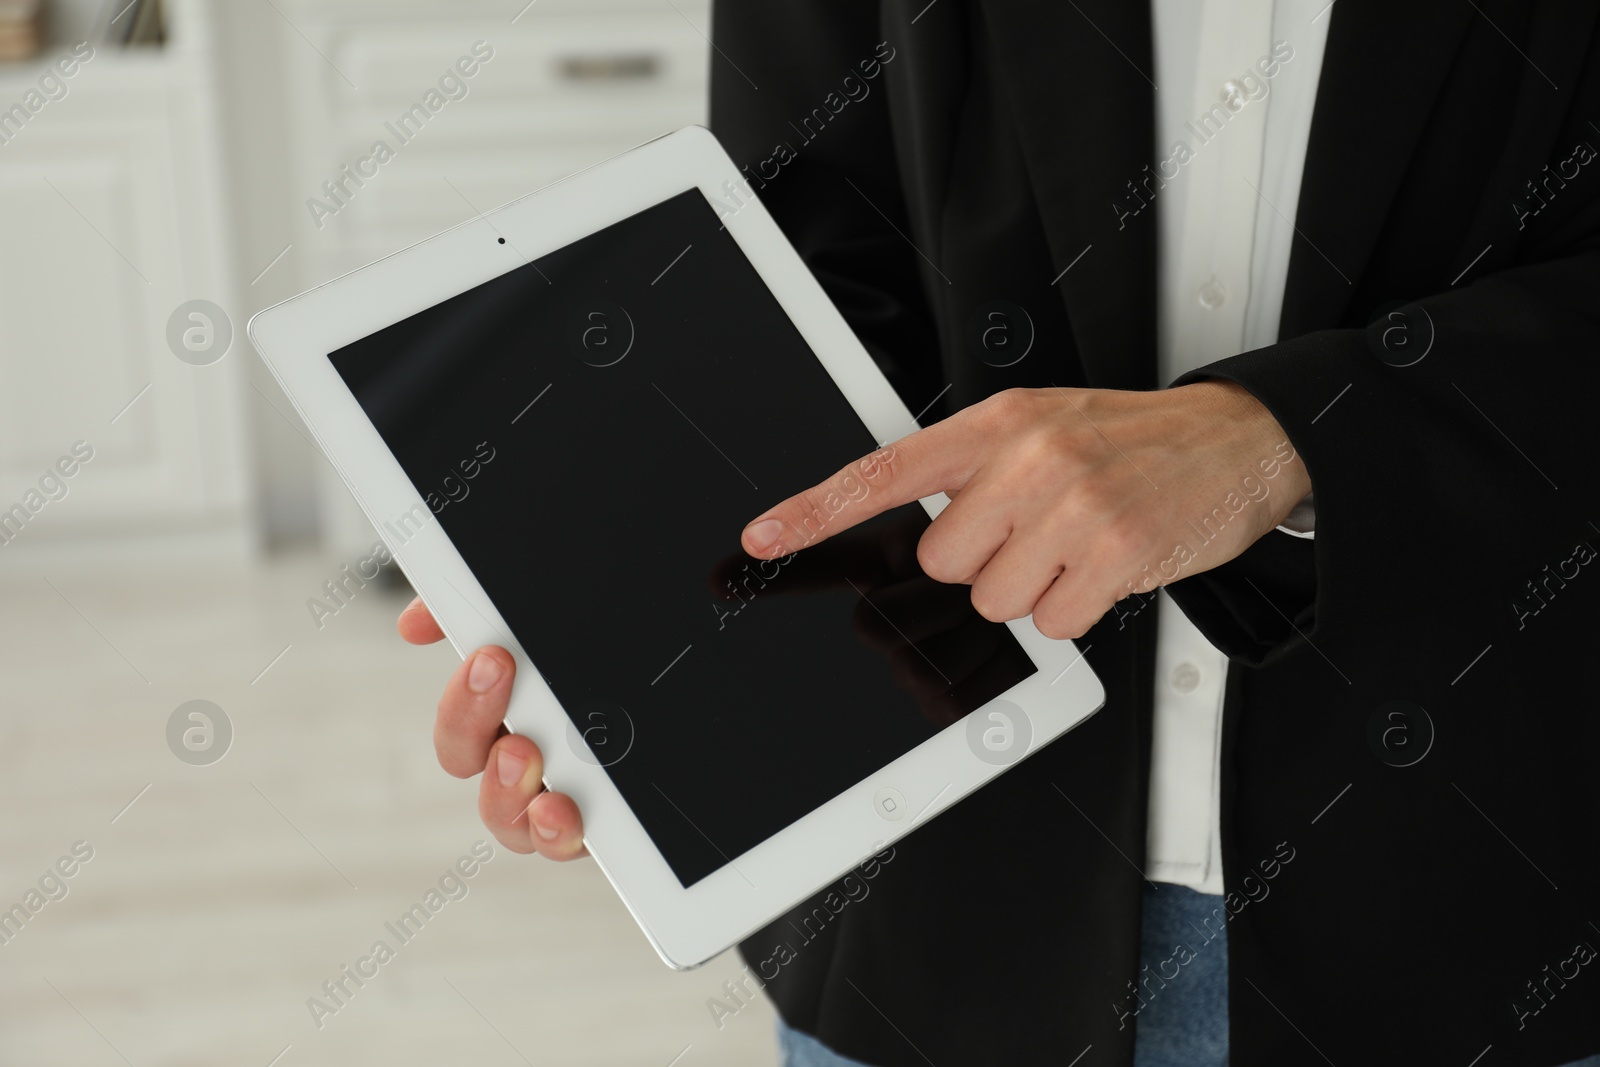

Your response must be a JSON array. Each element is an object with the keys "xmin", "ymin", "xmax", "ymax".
[{"xmin": 248, "ymin": 126, "xmax": 1106, "ymax": 969}]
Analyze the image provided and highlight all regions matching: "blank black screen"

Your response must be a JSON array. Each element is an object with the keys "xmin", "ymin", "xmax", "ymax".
[{"xmin": 330, "ymin": 188, "xmax": 1035, "ymax": 886}]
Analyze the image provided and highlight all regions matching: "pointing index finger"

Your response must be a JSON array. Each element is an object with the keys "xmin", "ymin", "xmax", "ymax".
[{"xmin": 739, "ymin": 426, "xmax": 955, "ymax": 558}]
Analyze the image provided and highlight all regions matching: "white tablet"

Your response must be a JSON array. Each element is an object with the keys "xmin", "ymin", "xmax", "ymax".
[{"xmin": 248, "ymin": 126, "xmax": 1105, "ymax": 969}]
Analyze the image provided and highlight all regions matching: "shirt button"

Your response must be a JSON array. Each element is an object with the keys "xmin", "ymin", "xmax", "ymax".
[
  {"xmin": 1170, "ymin": 661, "xmax": 1201, "ymax": 694},
  {"xmin": 1221, "ymin": 80, "xmax": 1246, "ymax": 110},
  {"xmin": 1197, "ymin": 276, "xmax": 1226, "ymax": 310}
]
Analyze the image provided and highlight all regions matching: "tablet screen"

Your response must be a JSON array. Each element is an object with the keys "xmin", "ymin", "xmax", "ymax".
[{"xmin": 330, "ymin": 188, "xmax": 1036, "ymax": 887}]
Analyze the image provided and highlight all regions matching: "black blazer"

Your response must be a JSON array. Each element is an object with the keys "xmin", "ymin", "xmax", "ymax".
[{"xmin": 712, "ymin": 2, "xmax": 1600, "ymax": 1065}]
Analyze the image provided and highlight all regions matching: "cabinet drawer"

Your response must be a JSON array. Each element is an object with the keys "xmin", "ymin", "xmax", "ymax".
[{"xmin": 327, "ymin": 14, "xmax": 709, "ymax": 108}]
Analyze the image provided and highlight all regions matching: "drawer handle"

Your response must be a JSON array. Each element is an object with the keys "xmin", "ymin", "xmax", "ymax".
[{"xmin": 557, "ymin": 54, "xmax": 660, "ymax": 81}]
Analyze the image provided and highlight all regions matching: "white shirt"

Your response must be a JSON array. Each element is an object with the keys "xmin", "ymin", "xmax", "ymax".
[{"xmin": 1145, "ymin": 0, "xmax": 1329, "ymax": 893}]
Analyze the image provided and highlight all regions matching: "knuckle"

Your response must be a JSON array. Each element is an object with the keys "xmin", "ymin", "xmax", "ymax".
[
  {"xmin": 995, "ymin": 386, "xmax": 1032, "ymax": 414},
  {"xmin": 836, "ymin": 460, "xmax": 874, "ymax": 504},
  {"xmin": 1013, "ymin": 424, "xmax": 1068, "ymax": 470},
  {"xmin": 1100, "ymin": 510, "xmax": 1148, "ymax": 559},
  {"xmin": 435, "ymin": 686, "xmax": 463, "ymax": 727},
  {"xmin": 440, "ymin": 751, "xmax": 480, "ymax": 780},
  {"xmin": 1033, "ymin": 604, "xmax": 1087, "ymax": 641},
  {"xmin": 1069, "ymin": 475, "xmax": 1118, "ymax": 516},
  {"xmin": 976, "ymin": 388, "xmax": 1027, "ymax": 429},
  {"xmin": 969, "ymin": 587, "xmax": 1012, "ymax": 623},
  {"xmin": 788, "ymin": 489, "xmax": 831, "ymax": 547},
  {"xmin": 916, "ymin": 531, "xmax": 959, "ymax": 583},
  {"xmin": 433, "ymin": 710, "xmax": 476, "ymax": 778},
  {"xmin": 859, "ymin": 441, "xmax": 901, "ymax": 490},
  {"xmin": 1032, "ymin": 611, "xmax": 1068, "ymax": 640},
  {"xmin": 477, "ymin": 785, "xmax": 526, "ymax": 838}
]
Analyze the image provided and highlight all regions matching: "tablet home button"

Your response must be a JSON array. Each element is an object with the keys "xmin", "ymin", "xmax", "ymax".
[{"xmin": 872, "ymin": 787, "xmax": 907, "ymax": 822}]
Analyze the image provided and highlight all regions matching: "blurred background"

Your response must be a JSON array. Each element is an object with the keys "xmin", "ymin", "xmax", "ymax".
[{"xmin": 0, "ymin": 0, "xmax": 780, "ymax": 1062}]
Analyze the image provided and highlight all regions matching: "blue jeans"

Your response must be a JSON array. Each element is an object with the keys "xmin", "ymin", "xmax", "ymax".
[
  {"xmin": 1130, "ymin": 882, "xmax": 1231, "ymax": 1066},
  {"xmin": 776, "ymin": 882, "xmax": 1600, "ymax": 1066},
  {"xmin": 777, "ymin": 1020, "xmax": 876, "ymax": 1067}
]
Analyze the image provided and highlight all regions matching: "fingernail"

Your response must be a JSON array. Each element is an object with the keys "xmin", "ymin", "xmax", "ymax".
[
  {"xmin": 745, "ymin": 518, "xmax": 785, "ymax": 552},
  {"xmin": 497, "ymin": 748, "xmax": 527, "ymax": 787},
  {"xmin": 468, "ymin": 651, "xmax": 502, "ymax": 693},
  {"xmin": 531, "ymin": 819, "xmax": 559, "ymax": 841}
]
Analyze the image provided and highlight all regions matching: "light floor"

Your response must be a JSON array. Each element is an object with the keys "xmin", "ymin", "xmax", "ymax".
[{"xmin": 0, "ymin": 549, "xmax": 778, "ymax": 1067}]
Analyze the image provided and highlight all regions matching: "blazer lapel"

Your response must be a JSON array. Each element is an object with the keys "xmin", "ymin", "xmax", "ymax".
[
  {"xmin": 978, "ymin": 1, "xmax": 1494, "ymax": 372},
  {"xmin": 978, "ymin": 0, "xmax": 1159, "ymax": 391},
  {"xmin": 1279, "ymin": 0, "xmax": 1473, "ymax": 335}
]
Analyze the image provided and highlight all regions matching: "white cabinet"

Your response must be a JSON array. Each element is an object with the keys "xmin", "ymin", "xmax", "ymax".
[
  {"xmin": 0, "ymin": 0, "xmax": 713, "ymax": 562},
  {"xmin": 0, "ymin": 0, "xmax": 252, "ymax": 564}
]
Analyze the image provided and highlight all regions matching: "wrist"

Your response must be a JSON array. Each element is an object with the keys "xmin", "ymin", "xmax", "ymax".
[{"xmin": 1176, "ymin": 378, "xmax": 1313, "ymax": 528}]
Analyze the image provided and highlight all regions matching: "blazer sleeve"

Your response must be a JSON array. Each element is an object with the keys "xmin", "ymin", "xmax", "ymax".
[
  {"xmin": 1165, "ymin": 226, "xmax": 1600, "ymax": 668},
  {"xmin": 708, "ymin": 2, "xmax": 940, "ymax": 407}
]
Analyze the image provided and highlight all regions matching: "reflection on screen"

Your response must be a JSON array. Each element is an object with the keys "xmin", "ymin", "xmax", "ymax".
[{"xmin": 329, "ymin": 189, "xmax": 1036, "ymax": 886}]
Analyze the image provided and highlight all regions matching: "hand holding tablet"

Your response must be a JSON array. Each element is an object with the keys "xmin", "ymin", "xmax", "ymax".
[
  {"xmin": 250, "ymin": 127, "xmax": 1105, "ymax": 967},
  {"xmin": 397, "ymin": 601, "xmax": 590, "ymax": 860}
]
